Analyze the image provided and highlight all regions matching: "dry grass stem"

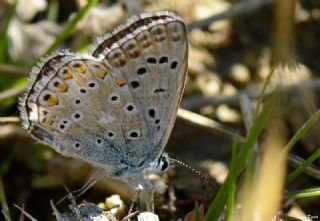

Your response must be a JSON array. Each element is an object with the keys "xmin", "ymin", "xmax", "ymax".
[
  {"xmin": 0, "ymin": 85, "xmax": 26, "ymax": 102},
  {"xmin": 187, "ymin": 0, "xmax": 272, "ymax": 31},
  {"xmin": 0, "ymin": 116, "xmax": 20, "ymax": 124},
  {"xmin": 177, "ymin": 108, "xmax": 245, "ymax": 142},
  {"xmin": 182, "ymin": 78, "xmax": 320, "ymax": 109},
  {"xmin": 0, "ymin": 63, "xmax": 28, "ymax": 77}
]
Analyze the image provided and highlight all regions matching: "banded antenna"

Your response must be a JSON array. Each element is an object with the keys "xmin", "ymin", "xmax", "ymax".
[{"xmin": 169, "ymin": 155, "xmax": 220, "ymax": 189}]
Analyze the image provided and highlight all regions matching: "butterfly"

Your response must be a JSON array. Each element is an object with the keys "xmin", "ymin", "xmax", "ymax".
[{"xmin": 19, "ymin": 11, "xmax": 188, "ymax": 188}]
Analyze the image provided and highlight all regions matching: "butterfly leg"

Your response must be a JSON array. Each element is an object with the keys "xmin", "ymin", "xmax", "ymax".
[
  {"xmin": 71, "ymin": 168, "xmax": 106, "ymax": 198},
  {"xmin": 128, "ymin": 175, "xmax": 155, "ymax": 212}
]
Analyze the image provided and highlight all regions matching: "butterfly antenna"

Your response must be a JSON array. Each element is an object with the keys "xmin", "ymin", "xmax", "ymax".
[{"xmin": 170, "ymin": 158, "xmax": 220, "ymax": 189}]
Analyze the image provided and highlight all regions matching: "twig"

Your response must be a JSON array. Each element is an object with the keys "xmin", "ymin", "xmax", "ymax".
[
  {"xmin": 0, "ymin": 85, "xmax": 26, "ymax": 102},
  {"xmin": 13, "ymin": 204, "xmax": 37, "ymax": 221},
  {"xmin": 19, "ymin": 204, "xmax": 25, "ymax": 221},
  {"xmin": 181, "ymin": 78, "xmax": 320, "ymax": 109},
  {"xmin": 0, "ymin": 117, "xmax": 20, "ymax": 124},
  {"xmin": 187, "ymin": 0, "xmax": 273, "ymax": 31},
  {"xmin": 0, "ymin": 64, "xmax": 28, "ymax": 77},
  {"xmin": 177, "ymin": 108, "xmax": 245, "ymax": 142},
  {"xmin": 278, "ymin": 213, "xmax": 302, "ymax": 221},
  {"xmin": 0, "ymin": 125, "xmax": 28, "ymax": 139},
  {"xmin": 122, "ymin": 210, "xmax": 140, "ymax": 221}
]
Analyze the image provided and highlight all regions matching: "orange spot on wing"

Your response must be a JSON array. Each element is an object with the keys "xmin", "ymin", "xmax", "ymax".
[
  {"xmin": 63, "ymin": 69, "xmax": 73, "ymax": 79},
  {"xmin": 115, "ymin": 78, "xmax": 126, "ymax": 87},
  {"xmin": 47, "ymin": 96, "xmax": 59, "ymax": 106},
  {"xmin": 74, "ymin": 66, "xmax": 86, "ymax": 73},
  {"xmin": 72, "ymin": 62, "xmax": 86, "ymax": 73},
  {"xmin": 57, "ymin": 83, "xmax": 68, "ymax": 92},
  {"xmin": 97, "ymin": 70, "xmax": 108, "ymax": 79},
  {"xmin": 43, "ymin": 118, "xmax": 54, "ymax": 126}
]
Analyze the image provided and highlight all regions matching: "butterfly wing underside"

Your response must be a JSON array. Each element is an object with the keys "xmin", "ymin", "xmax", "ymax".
[
  {"xmin": 19, "ymin": 11, "xmax": 188, "ymax": 176},
  {"xmin": 90, "ymin": 11, "xmax": 188, "ymax": 161}
]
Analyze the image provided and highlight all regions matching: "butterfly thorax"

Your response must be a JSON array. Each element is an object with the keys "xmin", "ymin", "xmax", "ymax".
[{"xmin": 111, "ymin": 153, "xmax": 171, "ymax": 177}]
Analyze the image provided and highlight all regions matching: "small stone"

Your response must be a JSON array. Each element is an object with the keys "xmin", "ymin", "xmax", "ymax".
[
  {"xmin": 230, "ymin": 63, "xmax": 250, "ymax": 86},
  {"xmin": 216, "ymin": 104, "xmax": 241, "ymax": 122}
]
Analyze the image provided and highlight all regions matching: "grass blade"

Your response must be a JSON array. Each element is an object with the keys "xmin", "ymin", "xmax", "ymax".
[
  {"xmin": 0, "ymin": 0, "xmax": 17, "ymax": 62},
  {"xmin": 204, "ymin": 94, "xmax": 276, "ymax": 221},
  {"xmin": 225, "ymin": 139, "xmax": 238, "ymax": 221},
  {"xmin": 283, "ymin": 109, "xmax": 320, "ymax": 155},
  {"xmin": 0, "ymin": 176, "xmax": 11, "ymax": 221},
  {"xmin": 195, "ymin": 201, "xmax": 200, "ymax": 221},
  {"xmin": 285, "ymin": 187, "xmax": 320, "ymax": 199},
  {"xmin": 285, "ymin": 149, "xmax": 320, "ymax": 186},
  {"xmin": 42, "ymin": 0, "xmax": 97, "ymax": 58}
]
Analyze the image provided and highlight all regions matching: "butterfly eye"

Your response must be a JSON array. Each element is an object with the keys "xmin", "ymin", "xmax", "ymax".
[{"xmin": 161, "ymin": 159, "xmax": 169, "ymax": 171}]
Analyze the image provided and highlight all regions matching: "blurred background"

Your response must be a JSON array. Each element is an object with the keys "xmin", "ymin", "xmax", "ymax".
[{"xmin": 1, "ymin": 0, "xmax": 320, "ymax": 220}]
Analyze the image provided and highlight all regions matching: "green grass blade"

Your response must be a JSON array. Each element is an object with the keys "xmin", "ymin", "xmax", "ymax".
[
  {"xmin": 225, "ymin": 139, "xmax": 238, "ymax": 221},
  {"xmin": 283, "ymin": 109, "xmax": 320, "ymax": 155},
  {"xmin": 204, "ymin": 94, "xmax": 276, "ymax": 221},
  {"xmin": 285, "ymin": 149, "xmax": 320, "ymax": 186},
  {"xmin": 0, "ymin": 176, "xmax": 11, "ymax": 221},
  {"xmin": 195, "ymin": 201, "xmax": 201, "ymax": 221},
  {"xmin": 0, "ymin": 0, "xmax": 17, "ymax": 62},
  {"xmin": 254, "ymin": 67, "xmax": 275, "ymax": 117},
  {"xmin": 285, "ymin": 187, "xmax": 320, "ymax": 199},
  {"xmin": 234, "ymin": 95, "xmax": 276, "ymax": 175},
  {"xmin": 41, "ymin": 0, "xmax": 97, "ymax": 58}
]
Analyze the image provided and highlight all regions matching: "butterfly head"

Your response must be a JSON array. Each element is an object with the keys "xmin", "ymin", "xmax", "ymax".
[{"xmin": 148, "ymin": 153, "xmax": 173, "ymax": 173}]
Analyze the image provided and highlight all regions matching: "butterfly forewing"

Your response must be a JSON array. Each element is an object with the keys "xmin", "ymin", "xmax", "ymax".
[{"xmin": 90, "ymin": 12, "xmax": 188, "ymax": 162}]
